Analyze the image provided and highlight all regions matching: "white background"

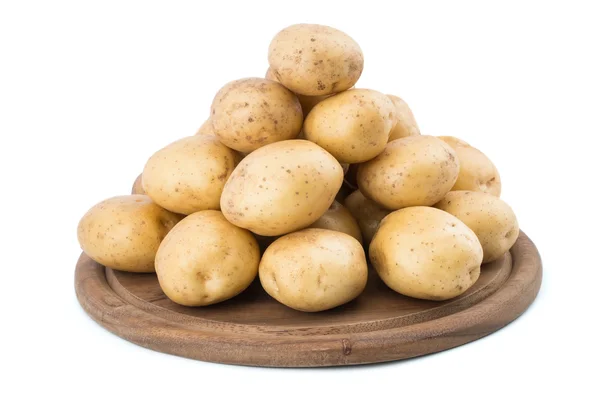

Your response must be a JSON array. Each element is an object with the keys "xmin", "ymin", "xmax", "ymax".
[{"xmin": 1, "ymin": 1, "xmax": 598, "ymax": 399}]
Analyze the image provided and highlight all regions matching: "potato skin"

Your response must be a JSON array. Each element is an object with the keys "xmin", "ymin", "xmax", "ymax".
[
  {"xmin": 357, "ymin": 136, "xmax": 459, "ymax": 209},
  {"xmin": 435, "ymin": 191, "xmax": 518, "ymax": 263},
  {"xmin": 266, "ymin": 67, "xmax": 330, "ymax": 116},
  {"xmin": 308, "ymin": 200, "xmax": 362, "ymax": 244},
  {"xmin": 210, "ymin": 78, "xmax": 303, "ymax": 153},
  {"xmin": 387, "ymin": 95, "xmax": 420, "ymax": 141},
  {"xmin": 370, "ymin": 206, "xmax": 483, "ymax": 300},
  {"xmin": 155, "ymin": 210, "xmax": 260, "ymax": 306},
  {"xmin": 259, "ymin": 228, "xmax": 368, "ymax": 312},
  {"xmin": 131, "ymin": 173, "xmax": 145, "ymax": 195},
  {"xmin": 77, "ymin": 195, "xmax": 182, "ymax": 272},
  {"xmin": 344, "ymin": 190, "xmax": 390, "ymax": 245},
  {"xmin": 195, "ymin": 118, "xmax": 215, "ymax": 136},
  {"xmin": 268, "ymin": 24, "xmax": 363, "ymax": 96},
  {"xmin": 304, "ymin": 89, "xmax": 396, "ymax": 163},
  {"xmin": 220, "ymin": 139, "xmax": 343, "ymax": 236},
  {"xmin": 142, "ymin": 135, "xmax": 239, "ymax": 215},
  {"xmin": 438, "ymin": 136, "xmax": 501, "ymax": 196}
]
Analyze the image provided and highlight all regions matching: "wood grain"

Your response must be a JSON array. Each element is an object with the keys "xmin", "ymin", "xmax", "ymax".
[{"xmin": 74, "ymin": 231, "xmax": 542, "ymax": 367}]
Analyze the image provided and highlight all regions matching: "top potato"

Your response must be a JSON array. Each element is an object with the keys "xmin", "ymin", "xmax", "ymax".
[
  {"xmin": 268, "ymin": 24, "xmax": 364, "ymax": 96},
  {"xmin": 211, "ymin": 78, "xmax": 303, "ymax": 153},
  {"xmin": 387, "ymin": 95, "xmax": 420, "ymax": 141},
  {"xmin": 438, "ymin": 136, "xmax": 501, "ymax": 196},
  {"xmin": 304, "ymin": 89, "xmax": 396, "ymax": 163}
]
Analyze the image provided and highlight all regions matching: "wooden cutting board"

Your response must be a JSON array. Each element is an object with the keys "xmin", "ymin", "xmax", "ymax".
[{"xmin": 75, "ymin": 231, "xmax": 542, "ymax": 367}]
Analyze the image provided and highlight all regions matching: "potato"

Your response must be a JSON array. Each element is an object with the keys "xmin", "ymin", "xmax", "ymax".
[
  {"xmin": 387, "ymin": 95, "xmax": 420, "ymax": 141},
  {"xmin": 210, "ymin": 78, "xmax": 303, "ymax": 153},
  {"xmin": 266, "ymin": 67, "xmax": 330, "ymax": 116},
  {"xmin": 370, "ymin": 206, "xmax": 483, "ymax": 300},
  {"xmin": 308, "ymin": 201, "xmax": 362, "ymax": 244},
  {"xmin": 155, "ymin": 210, "xmax": 260, "ymax": 306},
  {"xmin": 344, "ymin": 190, "xmax": 390, "ymax": 244},
  {"xmin": 221, "ymin": 139, "xmax": 343, "ymax": 236},
  {"xmin": 438, "ymin": 136, "xmax": 501, "ymax": 196},
  {"xmin": 259, "ymin": 228, "xmax": 367, "ymax": 311},
  {"xmin": 195, "ymin": 118, "xmax": 214, "ymax": 136},
  {"xmin": 304, "ymin": 89, "xmax": 396, "ymax": 163},
  {"xmin": 77, "ymin": 195, "xmax": 182, "ymax": 272},
  {"xmin": 142, "ymin": 135, "xmax": 239, "ymax": 215},
  {"xmin": 268, "ymin": 24, "xmax": 363, "ymax": 96},
  {"xmin": 131, "ymin": 173, "xmax": 145, "ymax": 195},
  {"xmin": 357, "ymin": 135, "xmax": 459, "ymax": 209},
  {"xmin": 435, "ymin": 191, "xmax": 518, "ymax": 263}
]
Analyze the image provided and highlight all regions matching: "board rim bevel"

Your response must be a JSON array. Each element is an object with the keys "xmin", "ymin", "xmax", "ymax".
[{"xmin": 74, "ymin": 231, "xmax": 542, "ymax": 367}]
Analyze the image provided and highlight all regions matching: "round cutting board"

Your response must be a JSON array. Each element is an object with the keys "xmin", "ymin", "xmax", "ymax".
[{"xmin": 75, "ymin": 231, "xmax": 542, "ymax": 367}]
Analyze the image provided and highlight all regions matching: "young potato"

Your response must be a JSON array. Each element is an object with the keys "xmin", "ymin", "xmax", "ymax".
[
  {"xmin": 142, "ymin": 135, "xmax": 239, "ymax": 215},
  {"xmin": 131, "ymin": 173, "xmax": 145, "ymax": 195},
  {"xmin": 344, "ymin": 190, "xmax": 390, "ymax": 245},
  {"xmin": 195, "ymin": 118, "xmax": 215, "ymax": 136},
  {"xmin": 438, "ymin": 136, "xmax": 502, "ymax": 196},
  {"xmin": 435, "ymin": 191, "xmax": 519, "ymax": 263},
  {"xmin": 304, "ymin": 89, "xmax": 396, "ymax": 163},
  {"xmin": 308, "ymin": 201, "xmax": 362, "ymax": 244},
  {"xmin": 220, "ymin": 140, "xmax": 343, "ymax": 236},
  {"xmin": 266, "ymin": 67, "xmax": 330, "ymax": 116},
  {"xmin": 370, "ymin": 206, "xmax": 483, "ymax": 301},
  {"xmin": 268, "ymin": 24, "xmax": 364, "ymax": 96},
  {"xmin": 210, "ymin": 78, "xmax": 303, "ymax": 153},
  {"xmin": 77, "ymin": 195, "xmax": 182, "ymax": 272},
  {"xmin": 357, "ymin": 135, "xmax": 459, "ymax": 209},
  {"xmin": 259, "ymin": 229, "xmax": 368, "ymax": 312},
  {"xmin": 156, "ymin": 210, "xmax": 260, "ymax": 306},
  {"xmin": 387, "ymin": 95, "xmax": 420, "ymax": 141}
]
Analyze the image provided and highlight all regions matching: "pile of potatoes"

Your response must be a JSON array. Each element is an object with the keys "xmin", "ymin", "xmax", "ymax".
[{"xmin": 77, "ymin": 24, "xmax": 519, "ymax": 312}]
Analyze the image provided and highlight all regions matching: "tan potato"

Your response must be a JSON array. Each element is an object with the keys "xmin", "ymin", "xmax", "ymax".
[
  {"xmin": 221, "ymin": 139, "xmax": 343, "ymax": 236},
  {"xmin": 155, "ymin": 210, "xmax": 260, "ymax": 306},
  {"xmin": 142, "ymin": 135, "xmax": 239, "ymax": 215},
  {"xmin": 210, "ymin": 78, "xmax": 302, "ymax": 153},
  {"xmin": 438, "ymin": 136, "xmax": 502, "ymax": 196},
  {"xmin": 195, "ymin": 118, "xmax": 214, "ymax": 136},
  {"xmin": 131, "ymin": 173, "xmax": 145, "ymax": 195},
  {"xmin": 259, "ymin": 228, "xmax": 367, "ymax": 311},
  {"xmin": 77, "ymin": 195, "xmax": 182, "ymax": 272},
  {"xmin": 387, "ymin": 95, "xmax": 420, "ymax": 141},
  {"xmin": 308, "ymin": 201, "xmax": 362, "ymax": 244},
  {"xmin": 344, "ymin": 190, "xmax": 390, "ymax": 244},
  {"xmin": 357, "ymin": 135, "xmax": 459, "ymax": 209},
  {"xmin": 370, "ymin": 206, "xmax": 483, "ymax": 300},
  {"xmin": 268, "ymin": 24, "xmax": 363, "ymax": 96},
  {"xmin": 434, "ymin": 191, "xmax": 518, "ymax": 263},
  {"xmin": 266, "ymin": 67, "xmax": 330, "ymax": 116},
  {"xmin": 304, "ymin": 89, "xmax": 396, "ymax": 163}
]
